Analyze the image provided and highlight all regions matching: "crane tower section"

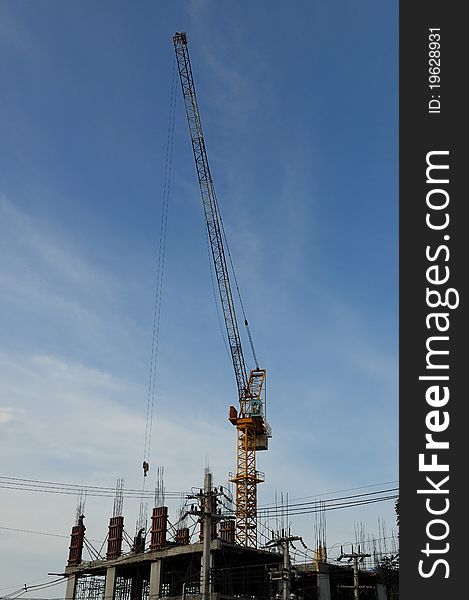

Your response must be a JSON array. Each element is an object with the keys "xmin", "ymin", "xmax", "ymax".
[{"xmin": 173, "ymin": 32, "xmax": 271, "ymax": 548}]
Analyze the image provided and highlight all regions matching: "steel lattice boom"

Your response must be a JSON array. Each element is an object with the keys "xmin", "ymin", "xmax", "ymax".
[{"xmin": 173, "ymin": 32, "xmax": 271, "ymax": 548}]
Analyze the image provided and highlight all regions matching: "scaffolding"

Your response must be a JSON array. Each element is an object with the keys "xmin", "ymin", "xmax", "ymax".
[
  {"xmin": 74, "ymin": 575, "xmax": 105, "ymax": 600},
  {"xmin": 115, "ymin": 567, "xmax": 150, "ymax": 600}
]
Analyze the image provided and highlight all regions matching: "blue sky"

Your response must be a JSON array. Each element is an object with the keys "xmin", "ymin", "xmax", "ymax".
[{"xmin": 0, "ymin": 0, "xmax": 398, "ymax": 592}]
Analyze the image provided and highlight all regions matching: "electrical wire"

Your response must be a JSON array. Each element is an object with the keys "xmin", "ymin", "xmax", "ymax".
[
  {"xmin": 0, "ymin": 476, "xmax": 186, "ymax": 498},
  {"xmin": 0, "ymin": 477, "xmax": 398, "ymax": 515},
  {"xmin": 257, "ymin": 488, "xmax": 399, "ymax": 516},
  {"xmin": 0, "ymin": 526, "xmax": 68, "ymax": 539},
  {"xmin": 258, "ymin": 480, "xmax": 399, "ymax": 508},
  {"xmin": 260, "ymin": 494, "xmax": 398, "ymax": 517},
  {"xmin": 0, "ymin": 578, "xmax": 53, "ymax": 595},
  {"xmin": 0, "ymin": 578, "xmax": 66, "ymax": 600}
]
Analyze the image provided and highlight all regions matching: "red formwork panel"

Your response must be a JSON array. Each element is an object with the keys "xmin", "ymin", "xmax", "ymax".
[
  {"xmin": 150, "ymin": 506, "xmax": 168, "ymax": 550},
  {"xmin": 68, "ymin": 517, "xmax": 86, "ymax": 565},
  {"xmin": 106, "ymin": 515, "xmax": 124, "ymax": 560},
  {"xmin": 176, "ymin": 527, "xmax": 190, "ymax": 545}
]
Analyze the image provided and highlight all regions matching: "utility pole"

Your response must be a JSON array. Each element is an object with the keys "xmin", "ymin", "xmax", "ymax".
[
  {"xmin": 266, "ymin": 532, "xmax": 302, "ymax": 600},
  {"xmin": 337, "ymin": 546, "xmax": 371, "ymax": 600},
  {"xmin": 187, "ymin": 471, "xmax": 227, "ymax": 600},
  {"xmin": 201, "ymin": 471, "xmax": 212, "ymax": 600}
]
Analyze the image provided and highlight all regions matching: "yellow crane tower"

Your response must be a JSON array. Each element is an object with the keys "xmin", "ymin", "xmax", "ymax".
[{"xmin": 173, "ymin": 32, "xmax": 272, "ymax": 548}]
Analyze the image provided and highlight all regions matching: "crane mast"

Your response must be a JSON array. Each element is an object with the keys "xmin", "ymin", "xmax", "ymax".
[{"xmin": 173, "ymin": 32, "xmax": 271, "ymax": 548}]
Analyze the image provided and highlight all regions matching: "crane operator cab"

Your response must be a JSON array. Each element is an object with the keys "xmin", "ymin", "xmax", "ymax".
[{"xmin": 250, "ymin": 399, "xmax": 262, "ymax": 416}]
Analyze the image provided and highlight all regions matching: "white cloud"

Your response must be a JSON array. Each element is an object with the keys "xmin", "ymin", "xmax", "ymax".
[
  {"xmin": 0, "ymin": 351, "xmax": 234, "ymax": 591},
  {"xmin": 0, "ymin": 197, "xmax": 116, "ymax": 294},
  {"xmin": 0, "ymin": 349, "xmax": 397, "ymax": 593},
  {"xmin": 0, "ymin": 407, "xmax": 17, "ymax": 426}
]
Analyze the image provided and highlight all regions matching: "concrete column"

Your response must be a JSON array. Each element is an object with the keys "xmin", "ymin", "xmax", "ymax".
[
  {"xmin": 317, "ymin": 563, "xmax": 331, "ymax": 600},
  {"xmin": 65, "ymin": 574, "xmax": 76, "ymax": 600},
  {"xmin": 104, "ymin": 566, "xmax": 116, "ymax": 600},
  {"xmin": 376, "ymin": 583, "xmax": 388, "ymax": 600},
  {"xmin": 149, "ymin": 560, "xmax": 162, "ymax": 600}
]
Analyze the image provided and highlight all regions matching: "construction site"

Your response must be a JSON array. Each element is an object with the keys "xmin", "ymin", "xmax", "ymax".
[
  {"xmin": 53, "ymin": 32, "xmax": 399, "ymax": 600},
  {"xmin": 63, "ymin": 468, "xmax": 398, "ymax": 600}
]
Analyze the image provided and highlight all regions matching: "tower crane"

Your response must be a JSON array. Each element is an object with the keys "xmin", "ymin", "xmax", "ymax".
[{"xmin": 173, "ymin": 32, "xmax": 272, "ymax": 548}]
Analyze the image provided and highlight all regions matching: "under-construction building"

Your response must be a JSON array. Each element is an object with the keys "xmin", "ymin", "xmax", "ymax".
[
  {"xmin": 64, "ymin": 523, "xmax": 391, "ymax": 600},
  {"xmin": 65, "ymin": 532, "xmax": 282, "ymax": 600},
  {"xmin": 64, "ymin": 474, "xmax": 283, "ymax": 600},
  {"xmin": 63, "ymin": 472, "xmax": 392, "ymax": 600}
]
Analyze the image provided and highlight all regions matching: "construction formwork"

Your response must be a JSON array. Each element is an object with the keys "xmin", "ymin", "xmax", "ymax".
[
  {"xmin": 150, "ymin": 507, "xmax": 168, "ymax": 551},
  {"xmin": 107, "ymin": 516, "xmax": 125, "ymax": 560},
  {"xmin": 68, "ymin": 517, "xmax": 86, "ymax": 566}
]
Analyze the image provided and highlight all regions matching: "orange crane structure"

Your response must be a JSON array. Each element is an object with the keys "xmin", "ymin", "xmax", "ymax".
[{"xmin": 173, "ymin": 32, "xmax": 272, "ymax": 548}]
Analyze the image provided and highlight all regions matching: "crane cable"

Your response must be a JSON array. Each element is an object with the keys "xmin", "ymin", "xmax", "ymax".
[
  {"xmin": 205, "ymin": 229, "xmax": 231, "ymax": 358},
  {"xmin": 213, "ymin": 192, "xmax": 260, "ymax": 370},
  {"xmin": 142, "ymin": 56, "xmax": 177, "ymax": 485}
]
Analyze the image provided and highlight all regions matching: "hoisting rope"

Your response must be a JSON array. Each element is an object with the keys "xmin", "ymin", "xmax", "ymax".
[
  {"xmin": 141, "ymin": 57, "xmax": 177, "ymax": 489},
  {"xmin": 213, "ymin": 192, "xmax": 260, "ymax": 370},
  {"xmin": 205, "ymin": 228, "xmax": 231, "ymax": 359}
]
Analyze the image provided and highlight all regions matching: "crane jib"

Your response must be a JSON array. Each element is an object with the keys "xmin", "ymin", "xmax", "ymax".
[{"xmin": 173, "ymin": 32, "xmax": 248, "ymax": 399}]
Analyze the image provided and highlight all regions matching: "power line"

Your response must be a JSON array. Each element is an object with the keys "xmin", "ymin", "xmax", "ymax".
[
  {"xmin": 266, "ymin": 495, "xmax": 398, "ymax": 517},
  {"xmin": 221, "ymin": 491, "xmax": 397, "ymax": 519},
  {"xmin": 0, "ymin": 526, "xmax": 103, "ymax": 544},
  {"xmin": 0, "ymin": 578, "xmax": 66, "ymax": 600},
  {"xmin": 0, "ymin": 578, "xmax": 52, "ymax": 595},
  {"xmin": 0, "ymin": 476, "xmax": 186, "ymax": 498},
  {"xmin": 0, "ymin": 492, "xmax": 397, "ymax": 549},
  {"xmin": 0, "ymin": 526, "xmax": 68, "ymax": 539},
  {"xmin": 257, "ymin": 490, "xmax": 399, "ymax": 517},
  {"xmin": 258, "ymin": 487, "xmax": 398, "ymax": 512},
  {"xmin": 258, "ymin": 480, "xmax": 399, "ymax": 508},
  {"xmin": 0, "ymin": 477, "xmax": 398, "ymax": 512}
]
